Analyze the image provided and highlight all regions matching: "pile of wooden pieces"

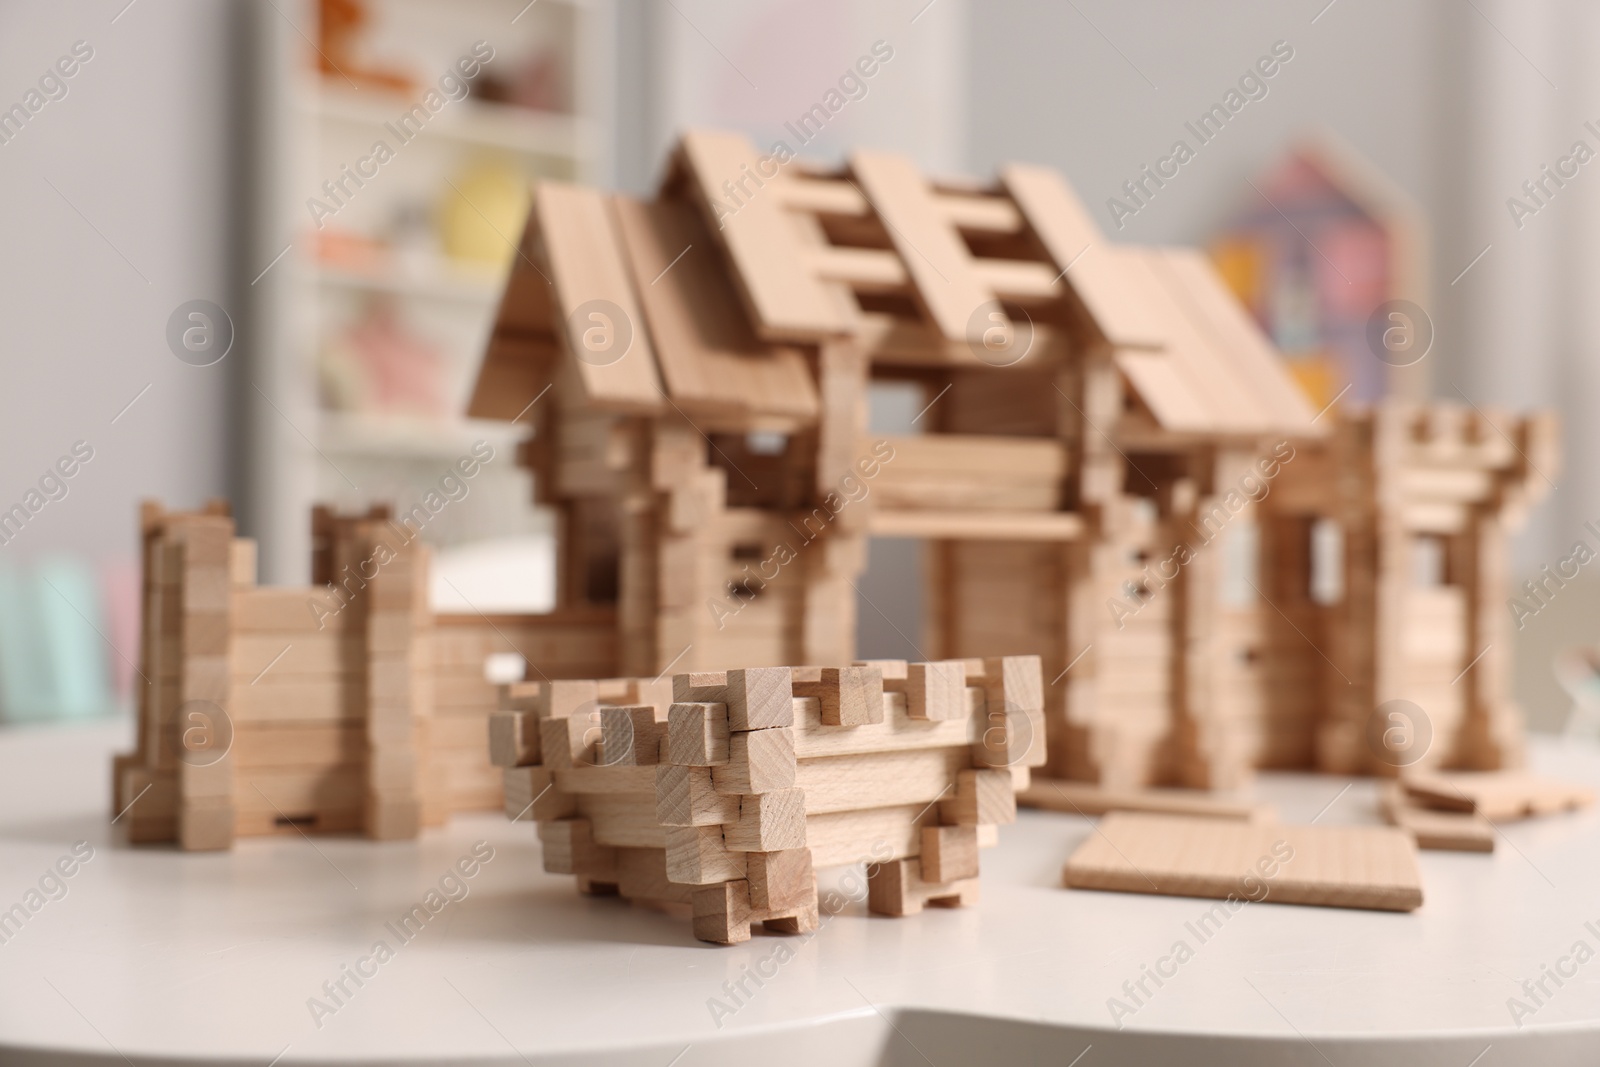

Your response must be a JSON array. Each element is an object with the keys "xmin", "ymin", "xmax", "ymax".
[
  {"xmin": 1382, "ymin": 770, "xmax": 1595, "ymax": 852},
  {"xmin": 489, "ymin": 656, "xmax": 1046, "ymax": 943}
]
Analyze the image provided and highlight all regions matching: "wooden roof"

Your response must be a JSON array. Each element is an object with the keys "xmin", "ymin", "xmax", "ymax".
[{"xmin": 471, "ymin": 129, "xmax": 1321, "ymax": 440}]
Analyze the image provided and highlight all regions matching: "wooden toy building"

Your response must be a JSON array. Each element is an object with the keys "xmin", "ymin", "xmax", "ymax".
[
  {"xmin": 468, "ymin": 128, "xmax": 1557, "ymax": 791},
  {"xmin": 112, "ymin": 502, "xmax": 613, "ymax": 850},
  {"xmin": 489, "ymin": 656, "xmax": 1046, "ymax": 943}
]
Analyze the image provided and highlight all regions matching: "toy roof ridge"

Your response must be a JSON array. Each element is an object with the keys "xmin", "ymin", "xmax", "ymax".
[{"xmin": 470, "ymin": 128, "xmax": 1323, "ymax": 440}]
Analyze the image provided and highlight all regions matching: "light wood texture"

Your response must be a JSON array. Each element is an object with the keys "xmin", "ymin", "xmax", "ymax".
[
  {"xmin": 1401, "ymin": 771, "xmax": 1595, "ymax": 821},
  {"xmin": 1064, "ymin": 813, "xmax": 1424, "ymax": 912},
  {"xmin": 1378, "ymin": 781, "xmax": 1494, "ymax": 852},
  {"xmin": 1019, "ymin": 777, "xmax": 1274, "ymax": 822}
]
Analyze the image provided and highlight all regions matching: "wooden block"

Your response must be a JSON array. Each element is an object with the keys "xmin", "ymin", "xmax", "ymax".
[
  {"xmin": 940, "ymin": 768, "xmax": 1016, "ymax": 826},
  {"xmin": 1016, "ymin": 777, "xmax": 1275, "ymax": 822},
  {"xmin": 365, "ymin": 795, "xmax": 420, "ymax": 840},
  {"xmin": 903, "ymin": 662, "xmax": 965, "ymax": 721},
  {"xmin": 973, "ymin": 702, "xmax": 1046, "ymax": 769},
  {"xmin": 1063, "ymin": 813, "xmax": 1424, "ymax": 912},
  {"xmin": 725, "ymin": 788, "xmax": 808, "ymax": 851},
  {"xmin": 856, "ymin": 658, "xmax": 908, "ymax": 682},
  {"xmin": 1401, "ymin": 771, "xmax": 1594, "ymax": 821},
  {"xmin": 746, "ymin": 848, "xmax": 815, "ymax": 912},
  {"xmin": 601, "ymin": 705, "xmax": 660, "ymax": 766},
  {"xmin": 655, "ymin": 765, "xmax": 741, "ymax": 827},
  {"xmin": 665, "ymin": 825, "xmax": 747, "ymax": 884},
  {"xmin": 724, "ymin": 667, "xmax": 793, "ymax": 730},
  {"xmin": 792, "ymin": 665, "xmax": 884, "ymax": 726},
  {"xmin": 538, "ymin": 818, "xmax": 616, "ymax": 880},
  {"xmin": 488, "ymin": 711, "xmax": 540, "ymax": 768},
  {"xmin": 1379, "ymin": 782, "xmax": 1493, "ymax": 852},
  {"xmin": 691, "ymin": 879, "xmax": 752, "ymax": 944},
  {"xmin": 614, "ymin": 847, "xmax": 696, "ymax": 905},
  {"xmin": 920, "ymin": 825, "xmax": 980, "ymax": 884},
  {"xmin": 667, "ymin": 702, "xmax": 729, "ymax": 766},
  {"xmin": 539, "ymin": 679, "xmax": 601, "ymax": 720},
  {"xmin": 867, "ymin": 857, "xmax": 979, "ymax": 917},
  {"xmin": 503, "ymin": 766, "xmax": 575, "ymax": 821},
  {"xmin": 712, "ymin": 728, "xmax": 796, "ymax": 796},
  {"xmin": 979, "ymin": 655, "xmax": 1044, "ymax": 712},
  {"xmin": 178, "ymin": 804, "xmax": 233, "ymax": 852},
  {"xmin": 539, "ymin": 715, "xmax": 597, "ymax": 769},
  {"xmin": 673, "ymin": 671, "xmax": 728, "ymax": 704}
]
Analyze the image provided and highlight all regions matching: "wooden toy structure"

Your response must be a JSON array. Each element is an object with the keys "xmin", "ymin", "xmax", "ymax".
[
  {"xmin": 467, "ymin": 128, "xmax": 1558, "ymax": 794},
  {"xmin": 113, "ymin": 502, "xmax": 614, "ymax": 849},
  {"xmin": 489, "ymin": 656, "xmax": 1045, "ymax": 943}
]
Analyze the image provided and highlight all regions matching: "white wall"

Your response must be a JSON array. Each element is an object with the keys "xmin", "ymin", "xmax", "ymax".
[{"xmin": 0, "ymin": 1, "xmax": 238, "ymax": 569}]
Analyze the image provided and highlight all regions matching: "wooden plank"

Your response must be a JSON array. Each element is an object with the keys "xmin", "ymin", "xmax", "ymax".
[
  {"xmin": 535, "ymin": 181, "xmax": 664, "ymax": 411},
  {"xmin": 675, "ymin": 129, "xmax": 857, "ymax": 340},
  {"xmin": 611, "ymin": 196, "xmax": 818, "ymax": 423},
  {"xmin": 1018, "ymin": 776, "xmax": 1273, "ymax": 822},
  {"xmin": 1001, "ymin": 163, "xmax": 1165, "ymax": 349},
  {"xmin": 851, "ymin": 149, "xmax": 995, "ymax": 341},
  {"xmin": 1378, "ymin": 781, "xmax": 1494, "ymax": 852},
  {"xmin": 1064, "ymin": 813, "xmax": 1423, "ymax": 911},
  {"xmin": 1401, "ymin": 771, "xmax": 1595, "ymax": 821},
  {"xmin": 869, "ymin": 510, "xmax": 1084, "ymax": 541}
]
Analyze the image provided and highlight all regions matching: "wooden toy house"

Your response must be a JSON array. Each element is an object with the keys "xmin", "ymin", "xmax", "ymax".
[{"xmin": 467, "ymin": 129, "xmax": 1556, "ymax": 791}]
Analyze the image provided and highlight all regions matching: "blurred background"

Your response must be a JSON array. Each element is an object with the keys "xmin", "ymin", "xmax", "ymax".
[{"xmin": 0, "ymin": 0, "xmax": 1595, "ymax": 733}]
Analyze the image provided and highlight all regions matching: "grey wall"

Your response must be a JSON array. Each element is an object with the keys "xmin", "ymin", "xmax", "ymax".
[{"xmin": 0, "ymin": 1, "xmax": 238, "ymax": 570}]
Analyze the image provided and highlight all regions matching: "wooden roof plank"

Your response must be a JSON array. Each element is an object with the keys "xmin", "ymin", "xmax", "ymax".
[
  {"xmin": 676, "ymin": 129, "xmax": 858, "ymax": 340},
  {"xmin": 851, "ymin": 149, "xmax": 999, "ymax": 341},
  {"xmin": 611, "ymin": 195, "xmax": 818, "ymax": 424},
  {"xmin": 1001, "ymin": 163, "xmax": 1167, "ymax": 350},
  {"xmin": 535, "ymin": 181, "xmax": 664, "ymax": 412}
]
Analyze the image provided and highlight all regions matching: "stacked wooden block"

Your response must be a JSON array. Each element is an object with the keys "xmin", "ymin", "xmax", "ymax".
[{"xmin": 490, "ymin": 656, "xmax": 1047, "ymax": 943}]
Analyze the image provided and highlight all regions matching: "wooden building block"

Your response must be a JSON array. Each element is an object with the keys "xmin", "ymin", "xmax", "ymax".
[
  {"xmin": 539, "ymin": 715, "xmax": 597, "ymax": 769},
  {"xmin": 725, "ymin": 787, "xmax": 808, "ymax": 851},
  {"xmin": 867, "ymin": 858, "xmax": 978, "ymax": 917},
  {"xmin": 746, "ymin": 848, "xmax": 815, "ymax": 912},
  {"xmin": 601, "ymin": 705, "xmax": 660, "ymax": 766},
  {"xmin": 1016, "ymin": 777, "xmax": 1274, "ymax": 822},
  {"xmin": 655, "ymin": 765, "xmax": 740, "ymax": 827},
  {"xmin": 503, "ymin": 766, "xmax": 575, "ymax": 821},
  {"xmin": 792, "ymin": 665, "xmax": 885, "ymax": 726},
  {"xmin": 488, "ymin": 711, "xmax": 540, "ymax": 768},
  {"xmin": 692, "ymin": 880, "xmax": 752, "ymax": 944},
  {"xmin": 724, "ymin": 667, "xmax": 794, "ymax": 730},
  {"xmin": 920, "ymin": 825, "xmax": 980, "ymax": 884},
  {"xmin": 538, "ymin": 679, "xmax": 601, "ymax": 720},
  {"xmin": 856, "ymin": 659, "xmax": 909, "ymax": 682},
  {"xmin": 1401, "ymin": 771, "xmax": 1594, "ymax": 821},
  {"xmin": 940, "ymin": 769, "xmax": 1016, "ymax": 826},
  {"xmin": 667, "ymin": 701, "xmax": 729, "ymax": 766},
  {"xmin": 900, "ymin": 661, "xmax": 966, "ymax": 721},
  {"xmin": 665, "ymin": 825, "xmax": 747, "ymax": 884},
  {"xmin": 1379, "ymin": 781, "xmax": 1493, "ymax": 852},
  {"xmin": 1063, "ymin": 813, "xmax": 1424, "ymax": 912},
  {"xmin": 712, "ymin": 728, "xmax": 796, "ymax": 795},
  {"xmin": 537, "ymin": 819, "xmax": 618, "ymax": 883},
  {"xmin": 673, "ymin": 671, "xmax": 729, "ymax": 704}
]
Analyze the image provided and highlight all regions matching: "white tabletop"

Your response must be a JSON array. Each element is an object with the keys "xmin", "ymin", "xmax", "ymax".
[{"xmin": 2, "ymin": 717, "xmax": 1598, "ymax": 1066}]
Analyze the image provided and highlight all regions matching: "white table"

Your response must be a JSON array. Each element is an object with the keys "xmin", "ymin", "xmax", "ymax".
[{"xmin": 2, "ymin": 718, "xmax": 1598, "ymax": 1066}]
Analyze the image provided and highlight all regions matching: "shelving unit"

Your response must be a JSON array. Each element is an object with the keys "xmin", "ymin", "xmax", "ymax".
[{"xmin": 244, "ymin": 0, "xmax": 615, "ymax": 586}]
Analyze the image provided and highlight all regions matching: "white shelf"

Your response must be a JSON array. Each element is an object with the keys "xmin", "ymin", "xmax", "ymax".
[{"xmin": 302, "ymin": 82, "xmax": 586, "ymax": 158}]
